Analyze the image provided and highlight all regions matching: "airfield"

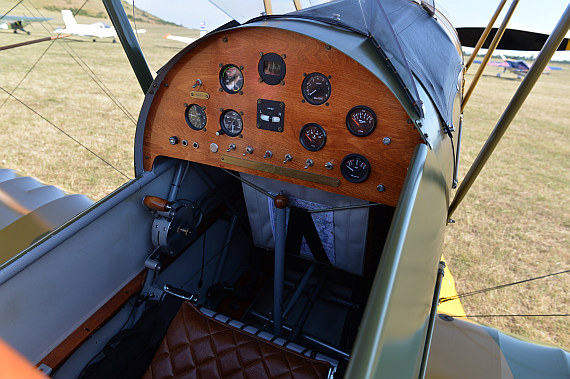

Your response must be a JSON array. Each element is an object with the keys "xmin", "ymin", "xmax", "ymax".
[{"xmin": 0, "ymin": 4, "xmax": 568, "ymax": 351}]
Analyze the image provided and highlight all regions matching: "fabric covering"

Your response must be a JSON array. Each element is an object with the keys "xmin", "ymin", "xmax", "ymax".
[{"xmin": 143, "ymin": 301, "xmax": 331, "ymax": 378}]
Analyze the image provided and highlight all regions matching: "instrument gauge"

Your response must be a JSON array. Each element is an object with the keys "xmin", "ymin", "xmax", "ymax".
[
  {"xmin": 300, "ymin": 123, "xmax": 326, "ymax": 151},
  {"xmin": 341, "ymin": 154, "xmax": 371, "ymax": 183},
  {"xmin": 220, "ymin": 64, "xmax": 244, "ymax": 93},
  {"xmin": 346, "ymin": 106, "xmax": 377, "ymax": 136},
  {"xmin": 185, "ymin": 104, "xmax": 207, "ymax": 131},
  {"xmin": 220, "ymin": 109, "xmax": 243, "ymax": 137},
  {"xmin": 302, "ymin": 73, "xmax": 331, "ymax": 105}
]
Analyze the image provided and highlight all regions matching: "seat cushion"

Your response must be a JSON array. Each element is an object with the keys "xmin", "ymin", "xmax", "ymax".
[{"xmin": 143, "ymin": 302, "xmax": 331, "ymax": 379}]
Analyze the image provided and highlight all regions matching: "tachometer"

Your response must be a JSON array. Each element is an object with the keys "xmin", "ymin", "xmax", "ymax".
[
  {"xmin": 220, "ymin": 64, "xmax": 244, "ymax": 93},
  {"xmin": 300, "ymin": 123, "xmax": 326, "ymax": 151},
  {"xmin": 346, "ymin": 106, "xmax": 377, "ymax": 136},
  {"xmin": 220, "ymin": 109, "xmax": 243, "ymax": 137},
  {"xmin": 301, "ymin": 72, "xmax": 331, "ymax": 105},
  {"xmin": 185, "ymin": 104, "xmax": 207, "ymax": 131},
  {"xmin": 341, "ymin": 154, "xmax": 371, "ymax": 183}
]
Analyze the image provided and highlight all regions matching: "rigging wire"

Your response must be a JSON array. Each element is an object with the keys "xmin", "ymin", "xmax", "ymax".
[
  {"xmin": 455, "ymin": 314, "xmax": 569, "ymax": 318},
  {"xmin": 440, "ymin": 269, "xmax": 569, "ymax": 303},
  {"xmin": 0, "ymin": 0, "xmax": 23, "ymax": 20},
  {"xmin": 16, "ymin": 0, "xmax": 138, "ymax": 125},
  {"xmin": 0, "ymin": 86, "xmax": 131, "ymax": 180}
]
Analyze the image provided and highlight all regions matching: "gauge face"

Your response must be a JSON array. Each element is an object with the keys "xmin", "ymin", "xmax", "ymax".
[
  {"xmin": 185, "ymin": 104, "xmax": 207, "ymax": 130},
  {"xmin": 220, "ymin": 110, "xmax": 243, "ymax": 137},
  {"xmin": 302, "ymin": 73, "xmax": 331, "ymax": 105},
  {"xmin": 220, "ymin": 64, "xmax": 244, "ymax": 93},
  {"xmin": 300, "ymin": 123, "xmax": 326, "ymax": 151},
  {"xmin": 341, "ymin": 154, "xmax": 371, "ymax": 183},
  {"xmin": 258, "ymin": 53, "xmax": 286, "ymax": 85},
  {"xmin": 346, "ymin": 106, "xmax": 377, "ymax": 136}
]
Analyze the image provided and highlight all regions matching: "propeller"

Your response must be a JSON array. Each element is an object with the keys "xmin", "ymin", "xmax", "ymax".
[{"xmin": 457, "ymin": 27, "xmax": 570, "ymax": 51}]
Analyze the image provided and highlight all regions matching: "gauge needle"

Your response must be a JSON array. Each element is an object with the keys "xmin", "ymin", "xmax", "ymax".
[
  {"xmin": 309, "ymin": 89, "xmax": 317, "ymax": 96},
  {"xmin": 352, "ymin": 117, "xmax": 360, "ymax": 126},
  {"xmin": 305, "ymin": 133, "xmax": 313, "ymax": 141},
  {"xmin": 347, "ymin": 166, "xmax": 354, "ymax": 172}
]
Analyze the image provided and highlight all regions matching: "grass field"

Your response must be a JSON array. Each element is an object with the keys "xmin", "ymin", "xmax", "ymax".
[{"xmin": 0, "ymin": 4, "xmax": 568, "ymax": 350}]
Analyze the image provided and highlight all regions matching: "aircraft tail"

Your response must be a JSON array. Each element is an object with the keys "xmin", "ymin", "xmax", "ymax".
[{"xmin": 61, "ymin": 10, "xmax": 77, "ymax": 28}]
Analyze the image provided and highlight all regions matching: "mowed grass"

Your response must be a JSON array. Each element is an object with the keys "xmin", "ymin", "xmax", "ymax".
[{"xmin": 0, "ymin": 5, "xmax": 568, "ymax": 349}]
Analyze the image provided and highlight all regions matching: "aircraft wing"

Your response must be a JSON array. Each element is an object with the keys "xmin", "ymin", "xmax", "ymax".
[{"xmin": 163, "ymin": 34, "xmax": 197, "ymax": 44}]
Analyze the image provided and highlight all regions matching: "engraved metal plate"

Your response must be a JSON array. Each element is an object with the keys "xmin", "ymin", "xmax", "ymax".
[
  {"xmin": 190, "ymin": 91, "xmax": 210, "ymax": 99},
  {"xmin": 221, "ymin": 155, "xmax": 340, "ymax": 187}
]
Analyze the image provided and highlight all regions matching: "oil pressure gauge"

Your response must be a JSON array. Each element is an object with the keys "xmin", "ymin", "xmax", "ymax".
[
  {"xmin": 185, "ymin": 104, "xmax": 207, "ymax": 131},
  {"xmin": 300, "ymin": 123, "xmax": 326, "ymax": 151},
  {"xmin": 341, "ymin": 154, "xmax": 371, "ymax": 183},
  {"xmin": 346, "ymin": 106, "xmax": 377, "ymax": 136}
]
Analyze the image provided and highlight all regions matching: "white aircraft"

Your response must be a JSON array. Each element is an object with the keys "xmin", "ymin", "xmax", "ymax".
[
  {"xmin": 54, "ymin": 10, "xmax": 146, "ymax": 42},
  {"xmin": 163, "ymin": 21, "xmax": 207, "ymax": 44}
]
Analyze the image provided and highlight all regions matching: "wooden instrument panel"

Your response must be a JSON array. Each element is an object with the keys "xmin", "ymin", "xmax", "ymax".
[{"xmin": 142, "ymin": 27, "xmax": 421, "ymax": 206}]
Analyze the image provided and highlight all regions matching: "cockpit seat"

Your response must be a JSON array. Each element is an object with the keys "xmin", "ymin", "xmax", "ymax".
[{"xmin": 143, "ymin": 301, "xmax": 334, "ymax": 379}]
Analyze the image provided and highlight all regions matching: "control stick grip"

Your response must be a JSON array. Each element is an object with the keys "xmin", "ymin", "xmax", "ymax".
[{"xmin": 143, "ymin": 196, "xmax": 171, "ymax": 212}]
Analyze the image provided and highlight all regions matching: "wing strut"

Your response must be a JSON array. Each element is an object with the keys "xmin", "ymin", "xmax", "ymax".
[
  {"xmin": 449, "ymin": 5, "xmax": 570, "ymax": 219},
  {"xmin": 462, "ymin": 0, "xmax": 519, "ymax": 112},
  {"xmin": 464, "ymin": 0, "xmax": 507, "ymax": 71}
]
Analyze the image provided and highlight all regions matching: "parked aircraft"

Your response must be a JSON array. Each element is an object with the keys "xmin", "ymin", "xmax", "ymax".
[
  {"xmin": 0, "ymin": 1, "xmax": 568, "ymax": 378},
  {"xmin": 473, "ymin": 55, "xmax": 563, "ymax": 79},
  {"xmin": 0, "ymin": 15, "xmax": 52, "ymax": 34},
  {"xmin": 54, "ymin": 9, "xmax": 145, "ymax": 42}
]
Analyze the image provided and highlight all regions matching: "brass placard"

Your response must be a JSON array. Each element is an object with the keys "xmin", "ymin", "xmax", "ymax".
[
  {"xmin": 190, "ymin": 91, "xmax": 210, "ymax": 99},
  {"xmin": 221, "ymin": 155, "xmax": 340, "ymax": 187}
]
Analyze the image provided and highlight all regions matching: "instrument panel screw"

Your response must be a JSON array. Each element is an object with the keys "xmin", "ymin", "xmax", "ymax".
[
  {"xmin": 258, "ymin": 99, "xmax": 263, "ymax": 104},
  {"xmin": 278, "ymin": 127, "xmax": 283, "ymax": 132},
  {"xmin": 193, "ymin": 142, "xmax": 199, "ymax": 149},
  {"xmin": 219, "ymin": 88, "xmax": 223, "ymax": 92},
  {"xmin": 257, "ymin": 123, "xmax": 261, "ymax": 128},
  {"xmin": 281, "ymin": 54, "xmax": 286, "ymax": 59},
  {"xmin": 325, "ymin": 103, "xmax": 329, "ymax": 106},
  {"xmin": 259, "ymin": 78, "xmax": 264, "ymax": 83},
  {"xmin": 281, "ymin": 81, "xmax": 285, "ymax": 85},
  {"xmin": 377, "ymin": 184, "xmax": 385, "ymax": 192},
  {"xmin": 220, "ymin": 108, "xmax": 224, "ymax": 112},
  {"xmin": 279, "ymin": 102, "xmax": 284, "ymax": 108},
  {"xmin": 301, "ymin": 99, "xmax": 306, "ymax": 103},
  {"xmin": 182, "ymin": 140, "xmax": 188, "ymax": 146},
  {"xmin": 325, "ymin": 45, "xmax": 331, "ymax": 50},
  {"xmin": 164, "ymin": 83, "xmax": 168, "ymax": 87},
  {"xmin": 219, "ymin": 63, "xmax": 223, "ymax": 68},
  {"xmin": 259, "ymin": 52, "xmax": 263, "ymax": 57},
  {"xmin": 184, "ymin": 103, "xmax": 188, "ymax": 107},
  {"xmin": 407, "ymin": 118, "xmax": 413, "ymax": 124},
  {"xmin": 239, "ymin": 65, "xmax": 244, "ymax": 70},
  {"xmin": 145, "ymin": 155, "xmax": 150, "ymax": 159},
  {"xmin": 222, "ymin": 37, "xmax": 228, "ymax": 43},
  {"xmin": 383, "ymin": 137, "xmax": 391, "ymax": 145},
  {"xmin": 239, "ymin": 91, "xmax": 243, "ymax": 95},
  {"xmin": 240, "ymin": 111, "xmax": 244, "ymax": 115}
]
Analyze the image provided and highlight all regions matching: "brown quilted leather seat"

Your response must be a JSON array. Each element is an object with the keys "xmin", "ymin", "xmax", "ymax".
[{"xmin": 143, "ymin": 301, "xmax": 331, "ymax": 379}]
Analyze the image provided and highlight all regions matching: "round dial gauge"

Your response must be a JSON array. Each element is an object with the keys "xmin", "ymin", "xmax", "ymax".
[
  {"xmin": 341, "ymin": 154, "xmax": 371, "ymax": 183},
  {"xmin": 220, "ymin": 110, "xmax": 243, "ymax": 137},
  {"xmin": 300, "ymin": 123, "xmax": 326, "ymax": 151},
  {"xmin": 220, "ymin": 64, "xmax": 244, "ymax": 93},
  {"xmin": 346, "ymin": 106, "xmax": 377, "ymax": 136},
  {"xmin": 185, "ymin": 104, "xmax": 207, "ymax": 130},
  {"xmin": 302, "ymin": 73, "xmax": 331, "ymax": 105}
]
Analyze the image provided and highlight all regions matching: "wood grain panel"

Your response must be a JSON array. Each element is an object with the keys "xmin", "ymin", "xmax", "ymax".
[{"xmin": 142, "ymin": 27, "xmax": 421, "ymax": 206}]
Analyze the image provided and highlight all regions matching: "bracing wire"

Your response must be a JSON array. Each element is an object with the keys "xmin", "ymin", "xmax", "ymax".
[
  {"xmin": 455, "ymin": 313, "xmax": 569, "ymax": 318},
  {"xmin": 0, "ymin": 0, "xmax": 23, "ymax": 20},
  {"xmin": 0, "ymin": 86, "xmax": 131, "ymax": 180},
  {"xmin": 18, "ymin": 0, "xmax": 138, "ymax": 125},
  {"xmin": 440, "ymin": 269, "xmax": 569, "ymax": 303}
]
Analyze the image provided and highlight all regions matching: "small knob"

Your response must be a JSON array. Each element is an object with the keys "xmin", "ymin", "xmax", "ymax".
[
  {"xmin": 274, "ymin": 194, "xmax": 288, "ymax": 209},
  {"xmin": 304, "ymin": 159, "xmax": 314, "ymax": 169},
  {"xmin": 324, "ymin": 162, "xmax": 333, "ymax": 170},
  {"xmin": 192, "ymin": 79, "xmax": 202, "ymax": 88},
  {"xmin": 264, "ymin": 150, "xmax": 273, "ymax": 158},
  {"xmin": 243, "ymin": 146, "xmax": 254, "ymax": 156},
  {"xmin": 169, "ymin": 136, "xmax": 179, "ymax": 145},
  {"xmin": 227, "ymin": 143, "xmax": 236, "ymax": 152},
  {"xmin": 283, "ymin": 154, "xmax": 293, "ymax": 164},
  {"xmin": 143, "ymin": 196, "xmax": 171, "ymax": 212},
  {"xmin": 216, "ymin": 129, "xmax": 225, "ymax": 136}
]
